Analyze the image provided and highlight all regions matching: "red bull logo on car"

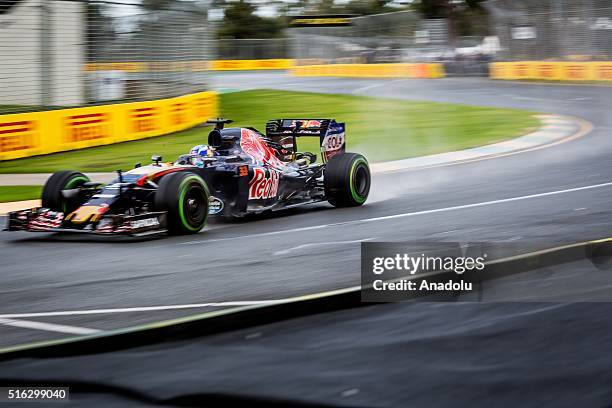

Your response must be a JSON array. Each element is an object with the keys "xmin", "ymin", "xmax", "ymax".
[
  {"xmin": 287, "ymin": 119, "xmax": 321, "ymax": 128},
  {"xmin": 240, "ymin": 128, "xmax": 287, "ymax": 170},
  {"xmin": 249, "ymin": 167, "xmax": 280, "ymax": 200}
]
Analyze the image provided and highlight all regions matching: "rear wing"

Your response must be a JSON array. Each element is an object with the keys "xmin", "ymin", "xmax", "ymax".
[{"xmin": 265, "ymin": 119, "xmax": 345, "ymax": 162}]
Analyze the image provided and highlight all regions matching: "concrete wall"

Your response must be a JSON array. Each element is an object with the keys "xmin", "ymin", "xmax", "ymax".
[
  {"xmin": 0, "ymin": 0, "xmax": 84, "ymax": 107},
  {"xmin": 50, "ymin": 0, "xmax": 84, "ymax": 106}
]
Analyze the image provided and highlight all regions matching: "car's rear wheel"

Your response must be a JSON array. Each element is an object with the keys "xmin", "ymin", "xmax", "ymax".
[
  {"xmin": 41, "ymin": 170, "xmax": 90, "ymax": 213},
  {"xmin": 324, "ymin": 153, "xmax": 371, "ymax": 207},
  {"xmin": 155, "ymin": 172, "xmax": 210, "ymax": 234}
]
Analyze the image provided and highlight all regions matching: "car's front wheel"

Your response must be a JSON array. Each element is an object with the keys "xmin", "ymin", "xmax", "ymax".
[
  {"xmin": 324, "ymin": 153, "xmax": 371, "ymax": 207},
  {"xmin": 41, "ymin": 170, "xmax": 90, "ymax": 213},
  {"xmin": 155, "ymin": 172, "xmax": 210, "ymax": 234}
]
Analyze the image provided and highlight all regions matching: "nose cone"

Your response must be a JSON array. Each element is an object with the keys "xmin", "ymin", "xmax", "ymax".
[{"xmin": 66, "ymin": 205, "xmax": 107, "ymax": 224}]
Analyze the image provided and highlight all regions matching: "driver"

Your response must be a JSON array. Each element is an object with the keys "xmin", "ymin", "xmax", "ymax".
[
  {"xmin": 175, "ymin": 144, "xmax": 217, "ymax": 167},
  {"xmin": 189, "ymin": 144, "xmax": 216, "ymax": 158}
]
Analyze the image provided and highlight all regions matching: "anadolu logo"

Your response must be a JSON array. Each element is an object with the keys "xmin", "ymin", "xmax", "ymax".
[{"xmin": 249, "ymin": 168, "xmax": 280, "ymax": 199}]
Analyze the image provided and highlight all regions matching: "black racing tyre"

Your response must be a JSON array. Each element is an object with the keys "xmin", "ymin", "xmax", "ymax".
[
  {"xmin": 155, "ymin": 172, "xmax": 210, "ymax": 234},
  {"xmin": 324, "ymin": 153, "xmax": 371, "ymax": 207},
  {"xmin": 41, "ymin": 170, "xmax": 90, "ymax": 213}
]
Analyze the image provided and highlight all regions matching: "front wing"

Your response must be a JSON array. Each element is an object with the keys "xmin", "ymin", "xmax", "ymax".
[{"xmin": 5, "ymin": 208, "xmax": 168, "ymax": 237}]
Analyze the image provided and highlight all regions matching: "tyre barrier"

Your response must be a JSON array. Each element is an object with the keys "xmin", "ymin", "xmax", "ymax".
[
  {"xmin": 490, "ymin": 61, "xmax": 612, "ymax": 82},
  {"xmin": 0, "ymin": 91, "xmax": 218, "ymax": 161},
  {"xmin": 291, "ymin": 63, "xmax": 446, "ymax": 79}
]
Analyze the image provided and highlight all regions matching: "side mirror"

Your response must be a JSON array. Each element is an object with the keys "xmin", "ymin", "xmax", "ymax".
[
  {"xmin": 135, "ymin": 163, "xmax": 141, "ymax": 168},
  {"xmin": 61, "ymin": 189, "xmax": 81, "ymax": 200},
  {"xmin": 151, "ymin": 155, "xmax": 162, "ymax": 165},
  {"xmin": 176, "ymin": 154, "xmax": 190, "ymax": 165}
]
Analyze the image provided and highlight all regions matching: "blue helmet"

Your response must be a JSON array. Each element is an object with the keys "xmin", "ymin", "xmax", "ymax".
[{"xmin": 190, "ymin": 144, "xmax": 215, "ymax": 157}]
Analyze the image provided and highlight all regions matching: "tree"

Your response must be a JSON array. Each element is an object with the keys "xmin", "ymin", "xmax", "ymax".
[
  {"xmin": 415, "ymin": 0, "xmax": 450, "ymax": 18},
  {"xmin": 86, "ymin": 2, "xmax": 116, "ymax": 61},
  {"xmin": 0, "ymin": 0, "xmax": 22, "ymax": 15},
  {"xmin": 414, "ymin": 0, "xmax": 489, "ymax": 36},
  {"xmin": 344, "ymin": 0, "xmax": 394, "ymax": 16},
  {"xmin": 217, "ymin": 0, "xmax": 284, "ymax": 39},
  {"xmin": 141, "ymin": 0, "xmax": 180, "ymax": 10}
]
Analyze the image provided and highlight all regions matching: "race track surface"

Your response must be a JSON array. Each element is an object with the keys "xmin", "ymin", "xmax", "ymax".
[{"xmin": 1, "ymin": 75, "xmax": 611, "ymax": 348}]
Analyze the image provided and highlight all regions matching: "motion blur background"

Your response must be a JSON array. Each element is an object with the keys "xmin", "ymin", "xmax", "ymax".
[{"xmin": 1, "ymin": 0, "xmax": 611, "ymax": 114}]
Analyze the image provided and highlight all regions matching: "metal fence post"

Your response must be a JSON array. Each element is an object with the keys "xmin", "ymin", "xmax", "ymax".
[{"xmin": 40, "ymin": 0, "xmax": 52, "ymax": 107}]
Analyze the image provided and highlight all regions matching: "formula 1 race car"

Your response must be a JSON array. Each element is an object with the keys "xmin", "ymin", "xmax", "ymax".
[{"xmin": 6, "ymin": 118, "xmax": 371, "ymax": 236}]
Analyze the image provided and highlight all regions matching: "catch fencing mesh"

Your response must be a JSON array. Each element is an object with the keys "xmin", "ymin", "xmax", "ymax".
[
  {"xmin": 289, "ymin": 11, "xmax": 449, "ymax": 64},
  {"xmin": 486, "ymin": 0, "xmax": 612, "ymax": 61},
  {"xmin": 0, "ymin": 0, "xmax": 212, "ymax": 114},
  {"xmin": 214, "ymin": 38, "xmax": 290, "ymax": 60}
]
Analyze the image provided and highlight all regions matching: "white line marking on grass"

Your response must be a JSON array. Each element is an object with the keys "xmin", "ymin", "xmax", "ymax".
[
  {"xmin": 273, "ymin": 238, "xmax": 375, "ymax": 256},
  {"xmin": 181, "ymin": 180, "xmax": 612, "ymax": 246},
  {"xmin": 0, "ymin": 318, "xmax": 100, "ymax": 335},
  {"xmin": 0, "ymin": 301, "xmax": 284, "ymax": 319}
]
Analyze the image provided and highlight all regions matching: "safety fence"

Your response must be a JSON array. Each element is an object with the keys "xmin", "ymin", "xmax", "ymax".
[
  {"xmin": 490, "ymin": 61, "xmax": 612, "ymax": 81},
  {"xmin": 0, "ymin": 0, "xmax": 212, "ymax": 113},
  {"xmin": 0, "ymin": 91, "xmax": 217, "ymax": 161},
  {"xmin": 291, "ymin": 63, "xmax": 445, "ymax": 79},
  {"xmin": 215, "ymin": 38, "xmax": 291, "ymax": 61},
  {"xmin": 486, "ymin": 0, "xmax": 612, "ymax": 62}
]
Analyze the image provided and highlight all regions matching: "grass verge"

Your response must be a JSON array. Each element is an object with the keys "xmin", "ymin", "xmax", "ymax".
[
  {"xmin": 0, "ymin": 186, "xmax": 42, "ymax": 202},
  {"xmin": 0, "ymin": 89, "xmax": 539, "ymax": 173}
]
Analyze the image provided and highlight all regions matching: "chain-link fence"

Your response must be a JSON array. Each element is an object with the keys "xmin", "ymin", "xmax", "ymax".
[
  {"xmin": 286, "ymin": 12, "xmax": 493, "ymax": 76},
  {"xmin": 5, "ymin": 0, "xmax": 611, "ymax": 112},
  {"xmin": 214, "ymin": 38, "xmax": 290, "ymax": 60},
  {"xmin": 485, "ymin": 0, "xmax": 612, "ymax": 61},
  {"xmin": 0, "ymin": 0, "xmax": 212, "ymax": 114},
  {"xmin": 289, "ymin": 11, "xmax": 450, "ymax": 64}
]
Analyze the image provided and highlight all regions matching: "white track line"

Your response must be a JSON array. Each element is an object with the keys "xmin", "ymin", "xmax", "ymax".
[
  {"xmin": 0, "ymin": 301, "xmax": 284, "ymax": 319},
  {"xmin": 273, "ymin": 238, "xmax": 375, "ymax": 256},
  {"xmin": 181, "ymin": 180, "xmax": 612, "ymax": 246},
  {"xmin": 0, "ymin": 318, "xmax": 100, "ymax": 335}
]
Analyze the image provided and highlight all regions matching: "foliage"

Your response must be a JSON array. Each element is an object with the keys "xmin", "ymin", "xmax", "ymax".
[
  {"xmin": 414, "ymin": 0, "xmax": 489, "ymax": 36},
  {"xmin": 218, "ymin": 0, "xmax": 284, "ymax": 39}
]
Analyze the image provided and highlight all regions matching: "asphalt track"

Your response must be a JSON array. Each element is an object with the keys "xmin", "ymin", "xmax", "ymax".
[{"xmin": 1, "ymin": 74, "xmax": 611, "ymax": 349}]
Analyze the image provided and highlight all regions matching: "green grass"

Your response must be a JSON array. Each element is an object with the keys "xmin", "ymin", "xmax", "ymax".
[
  {"xmin": 0, "ymin": 186, "xmax": 42, "ymax": 202},
  {"xmin": 0, "ymin": 90, "xmax": 539, "ymax": 173},
  {"xmin": 0, "ymin": 105, "xmax": 35, "ymax": 115},
  {"xmin": 0, "ymin": 105, "xmax": 70, "ymax": 115}
]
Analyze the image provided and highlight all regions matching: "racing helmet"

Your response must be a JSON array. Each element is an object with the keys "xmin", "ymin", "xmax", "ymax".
[{"xmin": 190, "ymin": 144, "xmax": 215, "ymax": 158}]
